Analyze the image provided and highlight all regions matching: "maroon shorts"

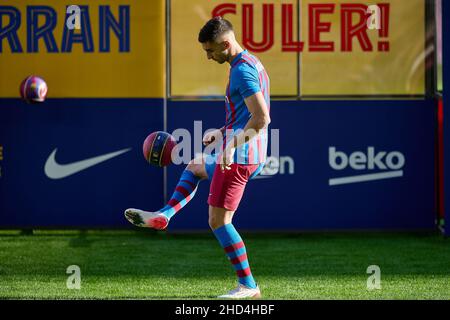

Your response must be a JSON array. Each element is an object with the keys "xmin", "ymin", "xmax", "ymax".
[{"xmin": 207, "ymin": 163, "xmax": 261, "ymax": 211}]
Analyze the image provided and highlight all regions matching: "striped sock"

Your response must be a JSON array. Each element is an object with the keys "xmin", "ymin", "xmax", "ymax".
[
  {"xmin": 159, "ymin": 170, "xmax": 201, "ymax": 219},
  {"xmin": 213, "ymin": 224, "xmax": 257, "ymax": 289}
]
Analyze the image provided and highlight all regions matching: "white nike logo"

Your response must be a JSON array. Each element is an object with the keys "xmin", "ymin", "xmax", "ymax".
[{"xmin": 44, "ymin": 148, "xmax": 131, "ymax": 179}]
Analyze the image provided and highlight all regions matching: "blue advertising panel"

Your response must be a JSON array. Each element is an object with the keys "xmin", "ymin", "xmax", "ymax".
[
  {"xmin": 0, "ymin": 99, "xmax": 164, "ymax": 227},
  {"xmin": 0, "ymin": 98, "xmax": 436, "ymax": 230},
  {"xmin": 166, "ymin": 99, "xmax": 436, "ymax": 231}
]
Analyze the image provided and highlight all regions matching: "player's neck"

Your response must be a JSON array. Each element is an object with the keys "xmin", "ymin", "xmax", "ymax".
[{"xmin": 227, "ymin": 45, "xmax": 244, "ymax": 65}]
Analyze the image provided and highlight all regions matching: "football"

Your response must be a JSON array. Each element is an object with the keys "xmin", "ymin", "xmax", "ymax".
[
  {"xmin": 20, "ymin": 75, "xmax": 48, "ymax": 103},
  {"xmin": 143, "ymin": 131, "xmax": 177, "ymax": 167}
]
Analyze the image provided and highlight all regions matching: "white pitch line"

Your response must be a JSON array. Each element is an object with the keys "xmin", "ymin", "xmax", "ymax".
[{"xmin": 329, "ymin": 171, "xmax": 403, "ymax": 186}]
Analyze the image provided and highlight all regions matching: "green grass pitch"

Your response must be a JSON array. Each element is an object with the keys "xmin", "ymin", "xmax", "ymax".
[{"xmin": 0, "ymin": 230, "xmax": 449, "ymax": 299}]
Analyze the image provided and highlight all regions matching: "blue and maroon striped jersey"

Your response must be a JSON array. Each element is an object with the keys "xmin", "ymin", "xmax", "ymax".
[{"xmin": 224, "ymin": 50, "xmax": 270, "ymax": 164}]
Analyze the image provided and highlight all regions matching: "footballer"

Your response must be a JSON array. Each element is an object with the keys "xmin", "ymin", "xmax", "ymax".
[{"xmin": 125, "ymin": 16, "xmax": 271, "ymax": 299}]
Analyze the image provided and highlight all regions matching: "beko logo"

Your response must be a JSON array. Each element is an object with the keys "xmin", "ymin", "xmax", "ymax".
[{"xmin": 328, "ymin": 147, "xmax": 405, "ymax": 186}]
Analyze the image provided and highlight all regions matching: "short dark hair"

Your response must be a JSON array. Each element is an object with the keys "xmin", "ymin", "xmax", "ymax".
[{"xmin": 198, "ymin": 16, "xmax": 233, "ymax": 43}]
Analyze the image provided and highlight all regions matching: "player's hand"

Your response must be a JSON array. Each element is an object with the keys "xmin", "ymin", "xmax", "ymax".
[
  {"xmin": 220, "ymin": 147, "xmax": 235, "ymax": 171},
  {"xmin": 203, "ymin": 129, "xmax": 222, "ymax": 146}
]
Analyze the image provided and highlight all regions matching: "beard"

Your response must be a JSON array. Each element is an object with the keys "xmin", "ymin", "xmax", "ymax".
[{"xmin": 214, "ymin": 53, "xmax": 228, "ymax": 64}]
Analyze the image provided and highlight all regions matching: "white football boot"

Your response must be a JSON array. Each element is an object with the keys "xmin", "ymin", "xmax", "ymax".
[
  {"xmin": 218, "ymin": 284, "xmax": 261, "ymax": 299},
  {"xmin": 124, "ymin": 208, "xmax": 169, "ymax": 230}
]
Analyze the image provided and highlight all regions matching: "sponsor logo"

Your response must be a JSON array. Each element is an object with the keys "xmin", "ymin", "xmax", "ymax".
[
  {"xmin": 254, "ymin": 156, "xmax": 295, "ymax": 179},
  {"xmin": 329, "ymin": 146, "xmax": 405, "ymax": 186},
  {"xmin": 44, "ymin": 148, "xmax": 131, "ymax": 180}
]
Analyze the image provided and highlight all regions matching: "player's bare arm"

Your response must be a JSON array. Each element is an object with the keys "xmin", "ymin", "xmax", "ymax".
[{"xmin": 221, "ymin": 92, "xmax": 271, "ymax": 170}]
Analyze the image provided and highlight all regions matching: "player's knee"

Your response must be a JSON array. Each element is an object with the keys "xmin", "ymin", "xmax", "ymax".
[
  {"xmin": 209, "ymin": 215, "xmax": 225, "ymax": 230},
  {"xmin": 208, "ymin": 209, "xmax": 232, "ymax": 230}
]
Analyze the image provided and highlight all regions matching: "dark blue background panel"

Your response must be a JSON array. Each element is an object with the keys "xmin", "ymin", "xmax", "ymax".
[
  {"xmin": 166, "ymin": 99, "xmax": 436, "ymax": 231},
  {"xmin": 443, "ymin": 0, "xmax": 450, "ymax": 236},
  {"xmin": 0, "ymin": 99, "xmax": 164, "ymax": 228},
  {"xmin": 0, "ymin": 98, "xmax": 436, "ymax": 230}
]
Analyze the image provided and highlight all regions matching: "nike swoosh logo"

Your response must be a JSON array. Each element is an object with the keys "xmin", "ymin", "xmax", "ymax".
[{"xmin": 45, "ymin": 148, "xmax": 131, "ymax": 180}]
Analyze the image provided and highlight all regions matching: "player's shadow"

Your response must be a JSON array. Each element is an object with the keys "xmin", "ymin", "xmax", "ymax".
[{"xmin": 68, "ymin": 230, "xmax": 92, "ymax": 248}]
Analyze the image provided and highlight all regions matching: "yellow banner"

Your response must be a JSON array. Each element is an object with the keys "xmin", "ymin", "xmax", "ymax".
[
  {"xmin": 171, "ymin": 0, "xmax": 425, "ymax": 97},
  {"xmin": 170, "ymin": 0, "xmax": 298, "ymax": 97},
  {"xmin": 300, "ymin": 0, "xmax": 425, "ymax": 96},
  {"xmin": 0, "ymin": 0, "xmax": 165, "ymax": 98}
]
